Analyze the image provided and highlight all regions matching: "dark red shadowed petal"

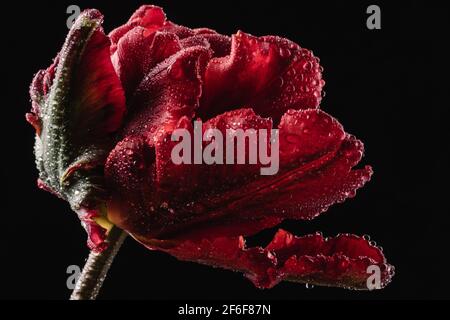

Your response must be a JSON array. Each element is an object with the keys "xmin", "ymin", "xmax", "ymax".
[
  {"xmin": 141, "ymin": 229, "xmax": 393, "ymax": 289},
  {"xmin": 70, "ymin": 29, "xmax": 126, "ymax": 139},
  {"xmin": 199, "ymin": 31, "xmax": 323, "ymax": 122},
  {"xmin": 105, "ymin": 135, "xmax": 157, "ymax": 234}
]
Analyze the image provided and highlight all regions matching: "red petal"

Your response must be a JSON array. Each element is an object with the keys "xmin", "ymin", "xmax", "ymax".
[
  {"xmin": 161, "ymin": 21, "xmax": 196, "ymax": 39},
  {"xmin": 70, "ymin": 29, "xmax": 126, "ymax": 138},
  {"xmin": 25, "ymin": 112, "xmax": 41, "ymax": 136},
  {"xmin": 109, "ymin": 5, "xmax": 198, "ymax": 54},
  {"xmin": 142, "ymin": 229, "xmax": 393, "ymax": 289},
  {"xmin": 251, "ymin": 36, "xmax": 325, "ymax": 120},
  {"xmin": 105, "ymin": 136, "xmax": 157, "ymax": 234},
  {"xmin": 78, "ymin": 208, "xmax": 108, "ymax": 252},
  {"xmin": 154, "ymin": 116, "xmax": 199, "ymax": 199},
  {"xmin": 109, "ymin": 5, "xmax": 166, "ymax": 51},
  {"xmin": 112, "ymin": 28, "xmax": 181, "ymax": 98},
  {"xmin": 109, "ymin": 5, "xmax": 174, "ymax": 99},
  {"xmin": 105, "ymin": 46, "xmax": 216, "ymax": 232},
  {"xmin": 203, "ymin": 136, "xmax": 371, "ymax": 224},
  {"xmin": 108, "ymin": 108, "xmax": 371, "ymax": 242},
  {"xmin": 279, "ymin": 109, "xmax": 345, "ymax": 166},
  {"xmin": 120, "ymin": 46, "xmax": 211, "ymax": 141},
  {"xmin": 201, "ymin": 108, "xmax": 273, "ymax": 186},
  {"xmin": 180, "ymin": 34, "xmax": 231, "ymax": 57},
  {"xmin": 154, "ymin": 109, "xmax": 272, "ymax": 202},
  {"xmin": 199, "ymin": 31, "xmax": 323, "ymax": 121}
]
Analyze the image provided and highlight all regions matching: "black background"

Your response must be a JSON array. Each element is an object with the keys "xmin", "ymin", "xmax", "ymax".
[{"xmin": 1, "ymin": 0, "xmax": 448, "ymax": 300}]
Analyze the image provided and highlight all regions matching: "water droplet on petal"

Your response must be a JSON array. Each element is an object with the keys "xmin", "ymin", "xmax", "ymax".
[
  {"xmin": 279, "ymin": 47, "xmax": 291, "ymax": 58},
  {"xmin": 275, "ymin": 76, "xmax": 284, "ymax": 88},
  {"xmin": 160, "ymin": 202, "xmax": 169, "ymax": 209},
  {"xmin": 287, "ymin": 68, "xmax": 296, "ymax": 77},
  {"xmin": 302, "ymin": 60, "xmax": 313, "ymax": 71},
  {"xmin": 305, "ymin": 283, "xmax": 314, "ymax": 289}
]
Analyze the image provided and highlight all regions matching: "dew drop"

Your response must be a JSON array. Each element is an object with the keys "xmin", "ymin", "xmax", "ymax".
[
  {"xmin": 287, "ymin": 68, "xmax": 296, "ymax": 77},
  {"xmin": 279, "ymin": 47, "xmax": 291, "ymax": 58},
  {"xmin": 260, "ymin": 42, "xmax": 270, "ymax": 54},
  {"xmin": 289, "ymin": 43, "xmax": 299, "ymax": 50},
  {"xmin": 302, "ymin": 61, "xmax": 313, "ymax": 71},
  {"xmin": 160, "ymin": 202, "xmax": 169, "ymax": 209},
  {"xmin": 275, "ymin": 76, "xmax": 284, "ymax": 88}
]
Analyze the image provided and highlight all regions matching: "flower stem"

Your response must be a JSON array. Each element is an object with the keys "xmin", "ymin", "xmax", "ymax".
[{"xmin": 70, "ymin": 226, "xmax": 127, "ymax": 300}]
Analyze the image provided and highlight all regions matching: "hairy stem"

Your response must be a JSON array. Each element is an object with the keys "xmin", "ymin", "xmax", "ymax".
[{"xmin": 70, "ymin": 226, "xmax": 127, "ymax": 300}]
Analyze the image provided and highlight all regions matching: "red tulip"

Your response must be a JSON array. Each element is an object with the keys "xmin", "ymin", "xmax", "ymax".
[{"xmin": 27, "ymin": 5, "xmax": 393, "ymax": 291}]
